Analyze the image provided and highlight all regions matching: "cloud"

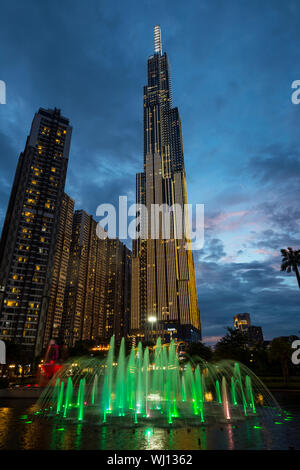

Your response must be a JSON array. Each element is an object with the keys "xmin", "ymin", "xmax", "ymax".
[
  {"xmin": 199, "ymin": 238, "xmax": 226, "ymax": 262},
  {"xmin": 0, "ymin": 0, "xmax": 299, "ymax": 344},
  {"xmin": 205, "ymin": 210, "xmax": 253, "ymax": 233},
  {"xmin": 202, "ymin": 335, "xmax": 222, "ymax": 346},
  {"xmin": 248, "ymin": 144, "xmax": 300, "ymax": 185},
  {"xmin": 195, "ymin": 239, "xmax": 300, "ymax": 341}
]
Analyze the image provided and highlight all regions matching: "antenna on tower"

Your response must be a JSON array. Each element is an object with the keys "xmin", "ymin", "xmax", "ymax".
[{"xmin": 154, "ymin": 25, "xmax": 162, "ymax": 55}]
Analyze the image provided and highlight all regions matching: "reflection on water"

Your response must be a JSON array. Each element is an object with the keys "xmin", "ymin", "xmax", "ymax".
[
  {"xmin": 0, "ymin": 407, "xmax": 12, "ymax": 449},
  {"xmin": 227, "ymin": 424, "xmax": 234, "ymax": 450},
  {"xmin": 0, "ymin": 393, "xmax": 299, "ymax": 450}
]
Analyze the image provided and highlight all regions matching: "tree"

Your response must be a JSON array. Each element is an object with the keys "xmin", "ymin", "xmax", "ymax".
[
  {"xmin": 185, "ymin": 342, "xmax": 212, "ymax": 363},
  {"xmin": 213, "ymin": 327, "xmax": 251, "ymax": 364},
  {"xmin": 280, "ymin": 247, "xmax": 300, "ymax": 289},
  {"xmin": 268, "ymin": 337, "xmax": 293, "ymax": 383}
]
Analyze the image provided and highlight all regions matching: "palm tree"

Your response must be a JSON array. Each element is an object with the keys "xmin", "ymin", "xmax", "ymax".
[{"xmin": 280, "ymin": 247, "xmax": 300, "ymax": 289}]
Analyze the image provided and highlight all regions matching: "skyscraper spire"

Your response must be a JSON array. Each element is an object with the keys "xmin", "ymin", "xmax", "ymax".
[{"xmin": 154, "ymin": 25, "xmax": 162, "ymax": 55}]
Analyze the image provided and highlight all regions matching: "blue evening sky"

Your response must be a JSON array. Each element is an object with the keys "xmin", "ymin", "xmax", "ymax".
[{"xmin": 0, "ymin": 0, "xmax": 299, "ymax": 343}]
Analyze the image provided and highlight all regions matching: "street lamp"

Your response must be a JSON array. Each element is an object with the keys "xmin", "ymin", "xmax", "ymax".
[
  {"xmin": 148, "ymin": 316, "xmax": 157, "ymax": 330},
  {"xmin": 148, "ymin": 316, "xmax": 157, "ymax": 343}
]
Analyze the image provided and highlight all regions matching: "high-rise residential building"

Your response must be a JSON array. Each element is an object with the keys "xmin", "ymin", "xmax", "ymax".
[
  {"xmin": 131, "ymin": 26, "xmax": 201, "ymax": 344},
  {"xmin": 0, "ymin": 108, "xmax": 72, "ymax": 357},
  {"xmin": 62, "ymin": 210, "xmax": 131, "ymax": 347},
  {"xmin": 103, "ymin": 238, "xmax": 131, "ymax": 343},
  {"xmin": 62, "ymin": 210, "xmax": 103, "ymax": 347},
  {"xmin": 42, "ymin": 193, "xmax": 74, "ymax": 349}
]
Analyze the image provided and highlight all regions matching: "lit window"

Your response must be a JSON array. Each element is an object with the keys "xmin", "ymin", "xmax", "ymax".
[{"xmin": 7, "ymin": 300, "xmax": 19, "ymax": 307}]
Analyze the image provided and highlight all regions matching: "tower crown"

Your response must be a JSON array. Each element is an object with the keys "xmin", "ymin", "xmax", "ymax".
[{"xmin": 154, "ymin": 25, "xmax": 162, "ymax": 55}]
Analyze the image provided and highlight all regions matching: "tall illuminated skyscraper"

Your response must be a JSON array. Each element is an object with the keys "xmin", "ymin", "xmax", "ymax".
[
  {"xmin": 0, "ymin": 108, "xmax": 72, "ymax": 357},
  {"xmin": 131, "ymin": 26, "xmax": 201, "ymax": 343}
]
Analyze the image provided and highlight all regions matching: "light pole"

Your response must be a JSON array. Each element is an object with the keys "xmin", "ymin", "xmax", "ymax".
[{"xmin": 148, "ymin": 316, "xmax": 157, "ymax": 342}]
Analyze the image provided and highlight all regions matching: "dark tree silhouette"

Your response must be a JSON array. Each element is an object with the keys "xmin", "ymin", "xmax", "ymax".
[
  {"xmin": 268, "ymin": 337, "xmax": 293, "ymax": 384},
  {"xmin": 185, "ymin": 342, "xmax": 212, "ymax": 363},
  {"xmin": 213, "ymin": 327, "xmax": 251, "ymax": 364},
  {"xmin": 280, "ymin": 247, "xmax": 300, "ymax": 289}
]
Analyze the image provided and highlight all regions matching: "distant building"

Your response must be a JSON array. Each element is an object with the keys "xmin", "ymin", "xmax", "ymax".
[
  {"xmin": 234, "ymin": 313, "xmax": 264, "ymax": 344},
  {"xmin": 247, "ymin": 326, "xmax": 264, "ymax": 344},
  {"xmin": 233, "ymin": 313, "xmax": 251, "ymax": 332},
  {"xmin": 0, "ymin": 108, "xmax": 72, "ymax": 357}
]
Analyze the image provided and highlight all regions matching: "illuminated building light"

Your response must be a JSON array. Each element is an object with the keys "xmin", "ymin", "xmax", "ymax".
[{"xmin": 204, "ymin": 392, "xmax": 213, "ymax": 402}]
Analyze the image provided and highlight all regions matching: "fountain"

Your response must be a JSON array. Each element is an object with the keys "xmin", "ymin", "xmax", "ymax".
[{"xmin": 35, "ymin": 336, "xmax": 281, "ymax": 427}]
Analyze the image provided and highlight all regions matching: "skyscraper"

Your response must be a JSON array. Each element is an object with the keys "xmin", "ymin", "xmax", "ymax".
[
  {"xmin": 62, "ymin": 210, "xmax": 131, "ymax": 347},
  {"xmin": 42, "ymin": 192, "xmax": 74, "ymax": 349},
  {"xmin": 62, "ymin": 210, "xmax": 105, "ymax": 347},
  {"xmin": 0, "ymin": 108, "xmax": 72, "ymax": 357},
  {"xmin": 131, "ymin": 26, "xmax": 201, "ymax": 344},
  {"xmin": 103, "ymin": 238, "xmax": 131, "ymax": 343}
]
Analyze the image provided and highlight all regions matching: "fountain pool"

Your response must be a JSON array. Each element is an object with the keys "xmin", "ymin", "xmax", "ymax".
[{"xmin": 33, "ymin": 336, "xmax": 282, "ymax": 429}]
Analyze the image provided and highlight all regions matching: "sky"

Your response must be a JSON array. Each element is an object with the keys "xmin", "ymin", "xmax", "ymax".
[{"xmin": 0, "ymin": 0, "xmax": 299, "ymax": 343}]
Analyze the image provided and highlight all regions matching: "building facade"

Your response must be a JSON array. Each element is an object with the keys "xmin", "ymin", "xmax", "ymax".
[
  {"xmin": 131, "ymin": 26, "xmax": 201, "ymax": 344},
  {"xmin": 62, "ymin": 210, "xmax": 131, "ymax": 347},
  {"xmin": 62, "ymin": 210, "xmax": 104, "ymax": 347},
  {"xmin": 234, "ymin": 313, "xmax": 264, "ymax": 344},
  {"xmin": 233, "ymin": 313, "xmax": 251, "ymax": 333},
  {"xmin": 42, "ymin": 192, "xmax": 74, "ymax": 349},
  {"xmin": 103, "ymin": 238, "xmax": 131, "ymax": 343},
  {"xmin": 0, "ymin": 108, "xmax": 72, "ymax": 357}
]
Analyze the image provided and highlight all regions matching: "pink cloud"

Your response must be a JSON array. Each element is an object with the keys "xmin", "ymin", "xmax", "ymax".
[
  {"xmin": 205, "ymin": 210, "xmax": 250, "ymax": 232},
  {"xmin": 254, "ymin": 248, "xmax": 278, "ymax": 257},
  {"xmin": 202, "ymin": 335, "xmax": 222, "ymax": 345}
]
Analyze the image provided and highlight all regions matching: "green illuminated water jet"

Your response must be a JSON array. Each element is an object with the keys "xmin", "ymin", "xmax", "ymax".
[
  {"xmin": 91, "ymin": 374, "xmax": 98, "ymax": 405},
  {"xmin": 246, "ymin": 375, "xmax": 256, "ymax": 414},
  {"xmin": 63, "ymin": 377, "xmax": 73, "ymax": 418},
  {"xmin": 77, "ymin": 378, "xmax": 85, "ymax": 421},
  {"xmin": 56, "ymin": 381, "xmax": 64, "ymax": 415},
  {"xmin": 231, "ymin": 377, "xmax": 237, "ymax": 406},
  {"xmin": 216, "ymin": 380, "xmax": 222, "ymax": 404}
]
